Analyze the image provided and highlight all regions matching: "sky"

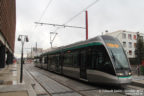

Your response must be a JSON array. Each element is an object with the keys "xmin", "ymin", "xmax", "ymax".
[{"xmin": 15, "ymin": 0, "xmax": 144, "ymax": 58}]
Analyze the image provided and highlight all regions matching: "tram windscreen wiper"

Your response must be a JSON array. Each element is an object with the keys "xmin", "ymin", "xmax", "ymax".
[
  {"xmin": 110, "ymin": 50, "xmax": 124, "ymax": 70},
  {"xmin": 110, "ymin": 50, "xmax": 115, "ymax": 62}
]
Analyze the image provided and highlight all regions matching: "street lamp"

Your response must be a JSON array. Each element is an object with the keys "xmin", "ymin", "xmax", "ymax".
[{"xmin": 18, "ymin": 35, "xmax": 29, "ymax": 83}]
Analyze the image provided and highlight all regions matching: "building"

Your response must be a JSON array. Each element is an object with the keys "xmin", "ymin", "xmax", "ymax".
[
  {"xmin": 105, "ymin": 30, "xmax": 144, "ymax": 58},
  {"xmin": 0, "ymin": 0, "xmax": 16, "ymax": 68},
  {"xmin": 26, "ymin": 47, "xmax": 58, "ymax": 59},
  {"xmin": 27, "ymin": 48, "xmax": 43, "ymax": 59}
]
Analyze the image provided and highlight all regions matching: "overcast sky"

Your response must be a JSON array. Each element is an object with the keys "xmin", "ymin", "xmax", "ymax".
[{"xmin": 15, "ymin": 0, "xmax": 144, "ymax": 57}]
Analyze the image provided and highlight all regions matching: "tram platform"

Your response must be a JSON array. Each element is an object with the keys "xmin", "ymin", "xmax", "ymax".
[
  {"xmin": 132, "ymin": 75, "xmax": 144, "ymax": 88},
  {"xmin": 0, "ymin": 63, "xmax": 46, "ymax": 96},
  {"xmin": 0, "ymin": 63, "xmax": 144, "ymax": 96}
]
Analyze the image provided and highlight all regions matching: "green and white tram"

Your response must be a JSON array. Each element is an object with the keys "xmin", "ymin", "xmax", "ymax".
[{"xmin": 34, "ymin": 35, "xmax": 132, "ymax": 84}]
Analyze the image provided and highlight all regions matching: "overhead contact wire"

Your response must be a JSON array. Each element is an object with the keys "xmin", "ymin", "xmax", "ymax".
[{"xmin": 54, "ymin": 0, "xmax": 99, "ymax": 32}]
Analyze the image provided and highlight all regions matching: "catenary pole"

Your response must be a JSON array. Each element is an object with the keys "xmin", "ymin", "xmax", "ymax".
[
  {"xmin": 20, "ymin": 41, "xmax": 24, "ymax": 83},
  {"xmin": 86, "ymin": 10, "xmax": 88, "ymax": 40}
]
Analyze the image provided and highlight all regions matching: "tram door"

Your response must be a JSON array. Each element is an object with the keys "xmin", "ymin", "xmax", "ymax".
[
  {"xmin": 80, "ymin": 50, "xmax": 87, "ymax": 80},
  {"xmin": 55, "ymin": 55, "xmax": 61, "ymax": 73}
]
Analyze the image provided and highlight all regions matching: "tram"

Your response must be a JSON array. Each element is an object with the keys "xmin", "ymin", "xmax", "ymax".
[{"xmin": 34, "ymin": 35, "xmax": 132, "ymax": 85}]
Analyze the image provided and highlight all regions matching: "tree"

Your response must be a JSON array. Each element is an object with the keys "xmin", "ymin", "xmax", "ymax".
[
  {"xmin": 135, "ymin": 33, "xmax": 144, "ymax": 75},
  {"xmin": 135, "ymin": 34, "xmax": 144, "ymax": 62}
]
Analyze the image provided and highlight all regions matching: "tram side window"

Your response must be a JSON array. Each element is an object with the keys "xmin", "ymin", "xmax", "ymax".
[
  {"xmin": 73, "ymin": 51, "xmax": 79, "ymax": 68},
  {"xmin": 42, "ymin": 57, "xmax": 45, "ymax": 64},
  {"xmin": 44, "ymin": 56, "xmax": 48, "ymax": 64},
  {"xmin": 48, "ymin": 55, "xmax": 52, "ymax": 65},
  {"xmin": 51, "ymin": 55, "xmax": 55, "ymax": 65},
  {"xmin": 37, "ymin": 58, "xmax": 40, "ymax": 63},
  {"xmin": 80, "ymin": 49, "xmax": 86, "ymax": 66},
  {"xmin": 39, "ymin": 58, "xmax": 42, "ymax": 63},
  {"xmin": 38, "ymin": 58, "xmax": 40, "ymax": 63},
  {"xmin": 36, "ymin": 59, "xmax": 39, "ymax": 63},
  {"xmin": 52, "ymin": 56, "xmax": 55, "ymax": 65},
  {"xmin": 34, "ymin": 58, "xmax": 37, "ymax": 63},
  {"xmin": 86, "ymin": 48, "xmax": 92, "ymax": 69},
  {"xmin": 90, "ymin": 49, "xmax": 98, "ymax": 69},
  {"xmin": 55, "ymin": 55, "xmax": 59, "ymax": 65},
  {"xmin": 86, "ymin": 47, "xmax": 97, "ymax": 69},
  {"xmin": 53, "ymin": 55, "xmax": 58, "ymax": 65},
  {"xmin": 98, "ymin": 53, "xmax": 103, "ymax": 64},
  {"xmin": 63, "ymin": 53, "xmax": 73, "ymax": 67}
]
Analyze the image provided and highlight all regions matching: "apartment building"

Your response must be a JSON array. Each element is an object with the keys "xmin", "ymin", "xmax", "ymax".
[{"xmin": 105, "ymin": 30, "xmax": 144, "ymax": 58}]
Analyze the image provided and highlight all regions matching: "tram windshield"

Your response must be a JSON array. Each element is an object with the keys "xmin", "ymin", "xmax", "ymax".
[{"xmin": 102, "ymin": 36, "xmax": 130, "ymax": 70}]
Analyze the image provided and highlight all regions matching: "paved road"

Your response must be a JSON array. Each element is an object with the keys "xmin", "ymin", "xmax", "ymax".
[{"xmin": 24, "ymin": 64, "xmax": 144, "ymax": 96}]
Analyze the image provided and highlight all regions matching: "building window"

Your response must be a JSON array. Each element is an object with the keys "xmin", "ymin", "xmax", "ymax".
[
  {"xmin": 122, "ymin": 33, "xmax": 126, "ymax": 39},
  {"xmin": 134, "ymin": 43, "xmax": 136, "ymax": 48},
  {"xmin": 128, "ymin": 34, "xmax": 132, "ymax": 40},
  {"xmin": 133, "ymin": 35, "xmax": 137, "ymax": 40},
  {"xmin": 140, "ymin": 36, "xmax": 143, "ymax": 40},
  {"xmin": 123, "ymin": 42, "xmax": 126, "ymax": 47},
  {"xmin": 134, "ymin": 51, "xmax": 137, "ymax": 56},
  {"xmin": 129, "ymin": 50, "xmax": 132, "ymax": 55},
  {"xmin": 129, "ymin": 42, "xmax": 132, "ymax": 48}
]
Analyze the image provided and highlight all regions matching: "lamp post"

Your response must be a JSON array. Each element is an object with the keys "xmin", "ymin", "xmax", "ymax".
[{"xmin": 18, "ymin": 35, "xmax": 29, "ymax": 83}]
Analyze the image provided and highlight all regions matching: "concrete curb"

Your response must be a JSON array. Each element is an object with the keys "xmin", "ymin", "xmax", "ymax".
[{"xmin": 131, "ymin": 81, "xmax": 144, "ymax": 88}]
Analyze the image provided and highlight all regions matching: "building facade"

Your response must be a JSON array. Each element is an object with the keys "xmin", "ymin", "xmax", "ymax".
[
  {"xmin": 27, "ymin": 48, "xmax": 43, "ymax": 59},
  {"xmin": 0, "ymin": 0, "xmax": 16, "ymax": 68},
  {"xmin": 106, "ymin": 30, "xmax": 144, "ymax": 58}
]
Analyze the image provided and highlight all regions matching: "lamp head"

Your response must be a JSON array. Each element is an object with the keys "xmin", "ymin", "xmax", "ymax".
[
  {"xmin": 18, "ymin": 37, "xmax": 21, "ymax": 41},
  {"xmin": 25, "ymin": 36, "xmax": 29, "ymax": 42}
]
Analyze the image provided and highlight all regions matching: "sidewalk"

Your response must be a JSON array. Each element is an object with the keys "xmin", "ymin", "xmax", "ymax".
[
  {"xmin": 131, "ymin": 65, "xmax": 144, "ymax": 87},
  {"xmin": 0, "ymin": 63, "xmax": 29, "ymax": 96},
  {"xmin": 132, "ymin": 75, "xmax": 144, "ymax": 88},
  {"xmin": 0, "ymin": 63, "xmax": 44, "ymax": 96}
]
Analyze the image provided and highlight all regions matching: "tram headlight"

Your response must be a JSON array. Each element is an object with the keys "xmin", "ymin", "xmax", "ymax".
[
  {"xmin": 116, "ymin": 73, "xmax": 124, "ymax": 76},
  {"xmin": 128, "ymin": 72, "xmax": 132, "ymax": 75}
]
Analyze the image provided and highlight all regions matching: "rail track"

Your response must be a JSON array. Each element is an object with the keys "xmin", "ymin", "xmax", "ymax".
[{"xmin": 24, "ymin": 64, "xmax": 144, "ymax": 96}]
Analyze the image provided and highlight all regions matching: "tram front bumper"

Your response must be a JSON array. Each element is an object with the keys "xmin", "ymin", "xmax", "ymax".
[{"xmin": 118, "ymin": 76, "xmax": 132, "ymax": 84}]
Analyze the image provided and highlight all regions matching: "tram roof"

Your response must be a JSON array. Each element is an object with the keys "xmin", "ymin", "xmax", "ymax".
[{"xmin": 41, "ymin": 35, "xmax": 115, "ymax": 56}]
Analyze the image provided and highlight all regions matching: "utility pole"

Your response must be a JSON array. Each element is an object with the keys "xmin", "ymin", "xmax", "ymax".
[{"xmin": 85, "ymin": 10, "xmax": 88, "ymax": 40}]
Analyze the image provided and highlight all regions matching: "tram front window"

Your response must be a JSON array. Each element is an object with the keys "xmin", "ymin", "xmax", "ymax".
[
  {"xmin": 89, "ymin": 45, "xmax": 115, "ymax": 75},
  {"xmin": 102, "ymin": 36, "xmax": 130, "ymax": 70},
  {"xmin": 109, "ymin": 47, "xmax": 129, "ymax": 69}
]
